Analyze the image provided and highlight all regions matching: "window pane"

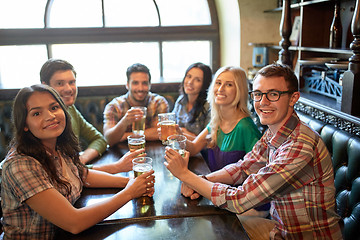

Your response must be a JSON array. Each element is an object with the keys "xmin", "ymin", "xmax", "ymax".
[
  {"xmin": 104, "ymin": 0, "xmax": 159, "ymax": 27},
  {"xmin": 0, "ymin": 0, "xmax": 47, "ymax": 28},
  {"xmin": 156, "ymin": 0, "xmax": 211, "ymax": 26},
  {"xmin": 0, "ymin": 45, "xmax": 48, "ymax": 89},
  {"xmin": 162, "ymin": 41, "xmax": 211, "ymax": 82},
  {"xmin": 49, "ymin": 0, "xmax": 102, "ymax": 28},
  {"xmin": 51, "ymin": 43, "xmax": 160, "ymax": 86}
]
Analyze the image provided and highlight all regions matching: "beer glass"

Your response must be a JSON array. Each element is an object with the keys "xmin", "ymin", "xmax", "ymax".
[
  {"xmin": 132, "ymin": 107, "xmax": 147, "ymax": 135},
  {"xmin": 132, "ymin": 157, "xmax": 153, "ymax": 205},
  {"xmin": 132, "ymin": 157, "xmax": 153, "ymax": 178},
  {"xmin": 167, "ymin": 134, "xmax": 187, "ymax": 157},
  {"xmin": 158, "ymin": 113, "xmax": 176, "ymax": 145},
  {"xmin": 127, "ymin": 134, "xmax": 146, "ymax": 153}
]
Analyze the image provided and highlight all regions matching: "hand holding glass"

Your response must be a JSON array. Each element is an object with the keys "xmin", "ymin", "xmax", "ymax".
[
  {"xmin": 167, "ymin": 134, "xmax": 187, "ymax": 157},
  {"xmin": 158, "ymin": 113, "xmax": 176, "ymax": 145},
  {"xmin": 132, "ymin": 107, "xmax": 147, "ymax": 135}
]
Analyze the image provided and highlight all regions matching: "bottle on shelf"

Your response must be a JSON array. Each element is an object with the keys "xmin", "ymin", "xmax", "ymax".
[{"xmin": 329, "ymin": 1, "xmax": 343, "ymax": 49}]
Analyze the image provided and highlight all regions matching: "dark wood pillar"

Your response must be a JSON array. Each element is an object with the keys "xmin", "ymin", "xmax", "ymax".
[
  {"xmin": 341, "ymin": 0, "xmax": 360, "ymax": 116},
  {"xmin": 279, "ymin": 0, "xmax": 292, "ymax": 67}
]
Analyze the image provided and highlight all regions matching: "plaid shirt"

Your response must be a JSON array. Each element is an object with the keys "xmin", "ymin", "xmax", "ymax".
[
  {"xmin": 211, "ymin": 112, "xmax": 342, "ymax": 239},
  {"xmin": 103, "ymin": 92, "xmax": 169, "ymax": 132},
  {"xmin": 1, "ymin": 149, "xmax": 84, "ymax": 239}
]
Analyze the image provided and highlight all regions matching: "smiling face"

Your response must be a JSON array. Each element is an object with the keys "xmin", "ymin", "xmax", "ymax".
[
  {"xmin": 183, "ymin": 67, "xmax": 204, "ymax": 97},
  {"xmin": 126, "ymin": 72, "xmax": 150, "ymax": 103},
  {"xmin": 213, "ymin": 71, "xmax": 237, "ymax": 106},
  {"xmin": 45, "ymin": 70, "xmax": 77, "ymax": 107},
  {"xmin": 252, "ymin": 75, "xmax": 299, "ymax": 133},
  {"xmin": 24, "ymin": 91, "xmax": 66, "ymax": 149}
]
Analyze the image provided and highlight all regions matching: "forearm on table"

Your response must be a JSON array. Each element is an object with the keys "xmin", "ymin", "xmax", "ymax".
[
  {"xmin": 92, "ymin": 164, "xmax": 118, "ymax": 174},
  {"xmin": 80, "ymin": 148, "xmax": 100, "ymax": 164},
  {"xmin": 85, "ymin": 169, "xmax": 129, "ymax": 188},
  {"xmin": 179, "ymin": 171, "xmax": 213, "ymax": 200},
  {"xmin": 74, "ymin": 189, "xmax": 134, "ymax": 232},
  {"xmin": 205, "ymin": 169, "xmax": 234, "ymax": 185}
]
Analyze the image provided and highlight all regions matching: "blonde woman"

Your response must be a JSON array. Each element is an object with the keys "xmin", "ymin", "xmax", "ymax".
[{"xmin": 185, "ymin": 66, "xmax": 261, "ymax": 172}]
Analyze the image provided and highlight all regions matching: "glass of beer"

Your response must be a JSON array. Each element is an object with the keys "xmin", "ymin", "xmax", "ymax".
[
  {"xmin": 158, "ymin": 113, "xmax": 176, "ymax": 145},
  {"xmin": 127, "ymin": 134, "xmax": 146, "ymax": 153},
  {"xmin": 132, "ymin": 157, "xmax": 153, "ymax": 178},
  {"xmin": 167, "ymin": 134, "xmax": 187, "ymax": 157},
  {"xmin": 132, "ymin": 106, "xmax": 147, "ymax": 135}
]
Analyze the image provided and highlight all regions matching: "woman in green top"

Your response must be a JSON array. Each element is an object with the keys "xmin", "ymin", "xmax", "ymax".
[{"xmin": 185, "ymin": 66, "xmax": 262, "ymax": 171}]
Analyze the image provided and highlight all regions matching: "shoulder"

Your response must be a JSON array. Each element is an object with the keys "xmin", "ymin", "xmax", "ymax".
[
  {"xmin": 294, "ymin": 121, "xmax": 321, "ymax": 145},
  {"xmin": 105, "ymin": 95, "xmax": 128, "ymax": 109},
  {"xmin": 148, "ymin": 93, "xmax": 169, "ymax": 109},
  {"xmin": 175, "ymin": 95, "xmax": 185, "ymax": 104},
  {"xmin": 149, "ymin": 92, "xmax": 168, "ymax": 102},
  {"xmin": 2, "ymin": 152, "xmax": 44, "ymax": 176},
  {"xmin": 237, "ymin": 117, "xmax": 259, "ymax": 130},
  {"xmin": 67, "ymin": 105, "xmax": 83, "ymax": 119},
  {"xmin": 232, "ymin": 117, "xmax": 261, "ymax": 137},
  {"xmin": 110, "ymin": 94, "xmax": 127, "ymax": 103}
]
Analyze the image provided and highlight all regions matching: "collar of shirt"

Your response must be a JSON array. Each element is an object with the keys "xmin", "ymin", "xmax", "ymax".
[{"xmin": 264, "ymin": 111, "xmax": 300, "ymax": 149}]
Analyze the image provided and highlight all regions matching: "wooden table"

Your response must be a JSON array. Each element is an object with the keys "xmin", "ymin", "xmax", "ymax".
[{"xmin": 55, "ymin": 141, "xmax": 249, "ymax": 239}]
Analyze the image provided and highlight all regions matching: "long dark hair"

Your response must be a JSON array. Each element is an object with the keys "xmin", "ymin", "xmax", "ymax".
[
  {"xmin": 180, "ymin": 62, "xmax": 212, "ymax": 123},
  {"xmin": 10, "ymin": 84, "xmax": 86, "ymax": 195}
]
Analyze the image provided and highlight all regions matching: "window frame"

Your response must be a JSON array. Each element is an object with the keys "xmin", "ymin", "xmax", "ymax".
[{"xmin": 0, "ymin": 0, "xmax": 220, "ymax": 83}]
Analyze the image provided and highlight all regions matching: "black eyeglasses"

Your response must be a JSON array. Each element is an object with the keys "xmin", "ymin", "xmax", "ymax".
[{"xmin": 249, "ymin": 90, "xmax": 294, "ymax": 102}]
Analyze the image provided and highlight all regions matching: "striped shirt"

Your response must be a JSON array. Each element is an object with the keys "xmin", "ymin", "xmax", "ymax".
[
  {"xmin": 103, "ymin": 92, "xmax": 169, "ymax": 133},
  {"xmin": 211, "ymin": 112, "xmax": 342, "ymax": 239}
]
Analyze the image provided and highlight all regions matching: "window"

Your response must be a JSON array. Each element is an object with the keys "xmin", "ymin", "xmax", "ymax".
[
  {"xmin": 0, "ymin": 0, "xmax": 46, "ymax": 29},
  {"xmin": 0, "ymin": 45, "xmax": 47, "ymax": 89},
  {"xmin": 0, "ymin": 0, "xmax": 219, "ymax": 89}
]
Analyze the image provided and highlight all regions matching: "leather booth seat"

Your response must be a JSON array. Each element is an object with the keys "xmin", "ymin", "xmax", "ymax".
[
  {"xmin": 297, "ymin": 111, "xmax": 360, "ymax": 240},
  {"xmin": 0, "ymin": 101, "xmax": 12, "ymax": 161}
]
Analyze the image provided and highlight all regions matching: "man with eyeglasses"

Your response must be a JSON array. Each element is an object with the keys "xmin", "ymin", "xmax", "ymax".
[{"xmin": 164, "ymin": 63, "xmax": 342, "ymax": 239}]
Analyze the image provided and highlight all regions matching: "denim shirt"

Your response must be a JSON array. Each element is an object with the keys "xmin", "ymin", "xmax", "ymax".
[{"xmin": 172, "ymin": 95, "xmax": 210, "ymax": 135}]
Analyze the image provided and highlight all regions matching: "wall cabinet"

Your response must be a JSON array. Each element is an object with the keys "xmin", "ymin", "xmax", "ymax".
[{"xmin": 265, "ymin": 0, "xmax": 360, "ymax": 135}]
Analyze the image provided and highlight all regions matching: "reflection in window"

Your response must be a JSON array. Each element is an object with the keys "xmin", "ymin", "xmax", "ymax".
[
  {"xmin": 162, "ymin": 41, "xmax": 211, "ymax": 82},
  {"xmin": 48, "ymin": 0, "xmax": 103, "ymax": 28},
  {"xmin": 156, "ymin": 0, "xmax": 211, "ymax": 26},
  {"xmin": 0, "ymin": 45, "xmax": 48, "ymax": 89},
  {"xmin": 51, "ymin": 42, "xmax": 160, "ymax": 86},
  {"xmin": 0, "ymin": 0, "xmax": 46, "ymax": 29},
  {"xmin": 104, "ymin": 0, "xmax": 159, "ymax": 27}
]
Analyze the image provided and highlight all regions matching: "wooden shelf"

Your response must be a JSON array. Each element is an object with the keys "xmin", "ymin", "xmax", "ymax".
[
  {"xmin": 265, "ymin": 0, "xmax": 359, "ymax": 115},
  {"xmin": 298, "ymin": 47, "xmax": 352, "ymax": 54},
  {"xmin": 264, "ymin": 0, "xmax": 331, "ymax": 13}
]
